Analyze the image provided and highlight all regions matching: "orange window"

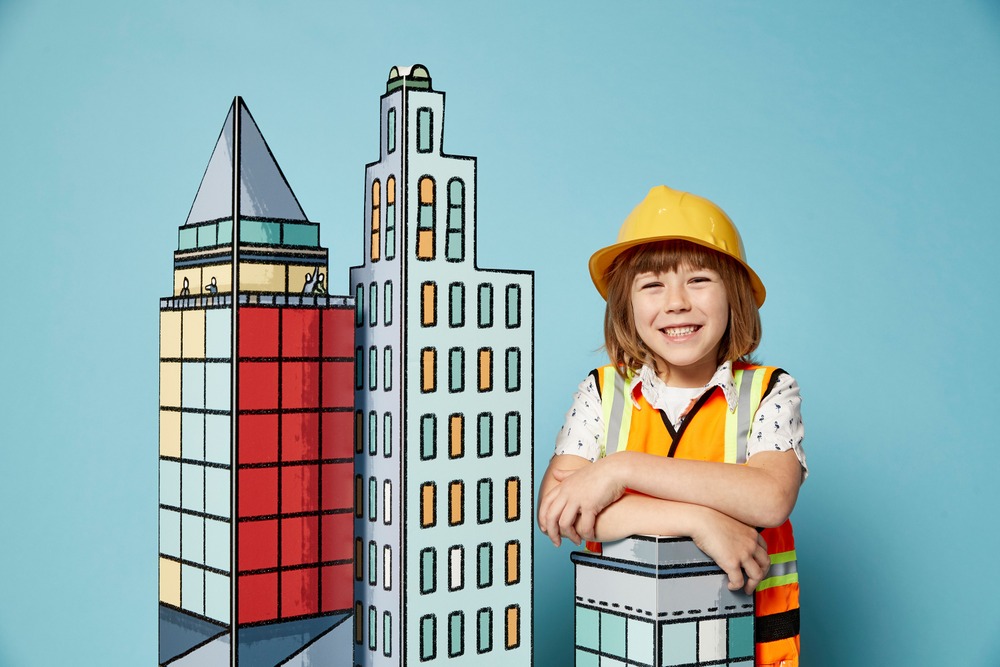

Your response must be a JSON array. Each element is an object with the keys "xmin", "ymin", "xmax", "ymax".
[
  {"xmin": 355, "ymin": 538, "xmax": 363, "ymax": 581},
  {"xmin": 505, "ymin": 477, "xmax": 519, "ymax": 521},
  {"xmin": 421, "ymin": 483, "xmax": 436, "ymax": 527},
  {"xmin": 355, "ymin": 410, "xmax": 363, "ymax": 453},
  {"xmin": 371, "ymin": 179, "xmax": 381, "ymax": 262},
  {"xmin": 422, "ymin": 282, "xmax": 437, "ymax": 326},
  {"xmin": 449, "ymin": 414, "xmax": 464, "ymax": 458},
  {"xmin": 505, "ymin": 605, "xmax": 519, "ymax": 649},
  {"xmin": 355, "ymin": 601, "xmax": 363, "ymax": 644},
  {"xmin": 505, "ymin": 541, "xmax": 520, "ymax": 585},
  {"xmin": 478, "ymin": 348, "xmax": 492, "ymax": 391},
  {"xmin": 421, "ymin": 348, "xmax": 436, "ymax": 392},
  {"xmin": 355, "ymin": 474, "xmax": 364, "ymax": 518},
  {"xmin": 449, "ymin": 481, "xmax": 464, "ymax": 526}
]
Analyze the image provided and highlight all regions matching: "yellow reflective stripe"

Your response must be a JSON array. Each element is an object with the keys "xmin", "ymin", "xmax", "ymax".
[
  {"xmin": 724, "ymin": 370, "xmax": 742, "ymax": 463},
  {"xmin": 770, "ymin": 550, "xmax": 796, "ymax": 565},
  {"xmin": 756, "ymin": 572, "xmax": 798, "ymax": 591},
  {"xmin": 617, "ymin": 375, "xmax": 632, "ymax": 454},
  {"xmin": 749, "ymin": 368, "xmax": 766, "ymax": 415},
  {"xmin": 599, "ymin": 367, "xmax": 617, "ymax": 458}
]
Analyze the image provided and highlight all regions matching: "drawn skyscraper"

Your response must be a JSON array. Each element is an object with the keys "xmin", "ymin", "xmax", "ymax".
[
  {"xmin": 158, "ymin": 99, "xmax": 355, "ymax": 666},
  {"xmin": 350, "ymin": 65, "xmax": 535, "ymax": 666}
]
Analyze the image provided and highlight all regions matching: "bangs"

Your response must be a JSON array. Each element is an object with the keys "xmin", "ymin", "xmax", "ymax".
[{"xmin": 608, "ymin": 240, "xmax": 734, "ymax": 284}]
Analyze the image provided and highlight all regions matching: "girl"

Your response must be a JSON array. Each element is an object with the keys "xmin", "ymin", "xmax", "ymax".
[{"xmin": 538, "ymin": 185, "xmax": 807, "ymax": 666}]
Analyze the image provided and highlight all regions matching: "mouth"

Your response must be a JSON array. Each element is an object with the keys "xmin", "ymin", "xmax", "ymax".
[{"xmin": 660, "ymin": 325, "xmax": 701, "ymax": 338}]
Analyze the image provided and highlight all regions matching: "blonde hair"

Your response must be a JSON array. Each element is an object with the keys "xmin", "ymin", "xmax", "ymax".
[{"xmin": 603, "ymin": 240, "xmax": 761, "ymax": 377}]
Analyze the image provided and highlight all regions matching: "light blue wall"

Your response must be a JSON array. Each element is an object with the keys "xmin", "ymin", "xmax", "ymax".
[{"xmin": 1, "ymin": 1, "xmax": 998, "ymax": 665}]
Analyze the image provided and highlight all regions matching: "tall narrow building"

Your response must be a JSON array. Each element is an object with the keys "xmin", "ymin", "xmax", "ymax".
[
  {"xmin": 350, "ymin": 65, "xmax": 534, "ymax": 666},
  {"xmin": 158, "ymin": 99, "xmax": 356, "ymax": 666}
]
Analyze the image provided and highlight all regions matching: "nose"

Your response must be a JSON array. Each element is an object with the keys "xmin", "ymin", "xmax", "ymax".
[{"xmin": 663, "ymin": 282, "xmax": 690, "ymax": 313}]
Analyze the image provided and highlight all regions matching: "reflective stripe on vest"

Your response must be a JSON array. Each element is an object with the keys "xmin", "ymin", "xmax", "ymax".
[
  {"xmin": 758, "ymin": 549, "xmax": 799, "ymax": 591},
  {"xmin": 599, "ymin": 366, "xmax": 632, "ymax": 458}
]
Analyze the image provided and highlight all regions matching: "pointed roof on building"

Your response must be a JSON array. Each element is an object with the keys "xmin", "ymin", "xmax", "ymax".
[{"xmin": 185, "ymin": 98, "xmax": 308, "ymax": 225}]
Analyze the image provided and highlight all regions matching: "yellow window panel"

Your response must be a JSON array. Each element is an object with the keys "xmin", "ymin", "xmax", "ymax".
[
  {"xmin": 506, "ymin": 478, "xmax": 520, "ymax": 521},
  {"xmin": 417, "ymin": 229, "xmax": 434, "ymax": 259},
  {"xmin": 181, "ymin": 309, "xmax": 206, "ymax": 359},
  {"xmin": 505, "ymin": 605, "xmax": 519, "ymax": 649},
  {"xmin": 449, "ymin": 481, "xmax": 464, "ymax": 526},
  {"xmin": 422, "ymin": 282, "xmax": 437, "ymax": 326},
  {"xmin": 449, "ymin": 414, "xmax": 464, "ymax": 458},
  {"xmin": 160, "ymin": 410, "xmax": 181, "ymax": 458},
  {"xmin": 421, "ymin": 483, "xmax": 436, "ymax": 527},
  {"xmin": 160, "ymin": 362, "xmax": 182, "ymax": 408},
  {"xmin": 479, "ymin": 349, "xmax": 492, "ymax": 391},
  {"xmin": 421, "ymin": 348, "xmax": 436, "ymax": 392},
  {"xmin": 159, "ymin": 311, "xmax": 182, "ymax": 358},
  {"xmin": 159, "ymin": 557, "xmax": 181, "ymax": 606},
  {"xmin": 506, "ymin": 541, "xmax": 520, "ymax": 585}
]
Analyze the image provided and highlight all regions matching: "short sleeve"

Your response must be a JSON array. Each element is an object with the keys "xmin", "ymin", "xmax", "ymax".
[
  {"xmin": 746, "ymin": 371, "xmax": 808, "ymax": 479},
  {"xmin": 553, "ymin": 374, "xmax": 605, "ymax": 463}
]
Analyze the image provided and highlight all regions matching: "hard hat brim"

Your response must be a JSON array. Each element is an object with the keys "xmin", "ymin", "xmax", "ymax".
[{"xmin": 588, "ymin": 234, "xmax": 767, "ymax": 307}]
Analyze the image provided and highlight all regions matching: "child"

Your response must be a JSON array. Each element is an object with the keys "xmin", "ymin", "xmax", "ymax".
[{"xmin": 537, "ymin": 185, "xmax": 807, "ymax": 666}]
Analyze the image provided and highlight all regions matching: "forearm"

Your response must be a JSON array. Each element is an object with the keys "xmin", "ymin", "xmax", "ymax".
[
  {"xmin": 603, "ymin": 450, "xmax": 801, "ymax": 528},
  {"xmin": 591, "ymin": 493, "xmax": 707, "ymax": 542}
]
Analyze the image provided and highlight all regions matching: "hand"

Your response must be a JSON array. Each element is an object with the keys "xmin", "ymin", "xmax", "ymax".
[
  {"xmin": 537, "ymin": 457, "xmax": 627, "ymax": 547},
  {"xmin": 691, "ymin": 508, "xmax": 770, "ymax": 596}
]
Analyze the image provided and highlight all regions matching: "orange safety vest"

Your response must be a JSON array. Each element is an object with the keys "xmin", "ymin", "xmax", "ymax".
[{"xmin": 591, "ymin": 362, "xmax": 801, "ymax": 667}]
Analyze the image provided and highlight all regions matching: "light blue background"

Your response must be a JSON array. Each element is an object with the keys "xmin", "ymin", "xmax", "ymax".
[{"xmin": 2, "ymin": 1, "xmax": 999, "ymax": 665}]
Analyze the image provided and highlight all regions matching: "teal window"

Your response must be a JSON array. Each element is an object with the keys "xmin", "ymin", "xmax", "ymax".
[
  {"xmin": 478, "ymin": 284, "xmax": 493, "ymax": 327},
  {"xmin": 384, "ymin": 347, "xmax": 392, "ymax": 390},
  {"xmin": 449, "ymin": 282, "xmax": 465, "ymax": 327},
  {"xmin": 446, "ymin": 179, "xmax": 465, "ymax": 262},
  {"xmin": 160, "ymin": 461, "xmax": 180, "ymax": 507},
  {"xmin": 217, "ymin": 218, "xmax": 233, "ymax": 244},
  {"xmin": 197, "ymin": 223, "xmax": 217, "ymax": 248},
  {"xmin": 600, "ymin": 611, "xmax": 625, "ymax": 659},
  {"xmin": 420, "ymin": 415, "xmax": 436, "ymax": 460},
  {"xmin": 369, "ymin": 346, "xmax": 377, "ymax": 390},
  {"xmin": 660, "ymin": 621, "xmax": 697, "ymax": 665},
  {"xmin": 728, "ymin": 615, "xmax": 755, "ymax": 659},
  {"xmin": 477, "ymin": 479, "xmax": 492, "ymax": 524},
  {"xmin": 282, "ymin": 222, "xmax": 318, "ymax": 247},
  {"xmin": 477, "ymin": 608, "xmax": 493, "ymax": 654},
  {"xmin": 449, "ymin": 347, "xmax": 464, "ymax": 393},
  {"xmin": 420, "ymin": 548, "xmax": 437, "ymax": 594},
  {"xmin": 384, "ymin": 281, "xmax": 393, "ymax": 325},
  {"xmin": 178, "ymin": 226, "xmax": 198, "ymax": 250},
  {"xmin": 383, "ymin": 412, "xmax": 392, "ymax": 457},
  {"xmin": 477, "ymin": 413, "xmax": 493, "ymax": 458},
  {"xmin": 355, "ymin": 284, "xmax": 364, "ymax": 327},
  {"xmin": 368, "ymin": 411, "xmax": 377, "ymax": 456},
  {"xmin": 505, "ymin": 348, "xmax": 520, "ymax": 392},
  {"xmin": 383, "ymin": 611, "xmax": 393, "ymax": 657},
  {"xmin": 240, "ymin": 220, "xmax": 281, "ymax": 244},
  {"xmin": 387, "ymin": 108, "xmax": 396, "ymax": 154},
  {"xmin": 354, "ymin": 347, "xmax": 363, "ymax": 390},
  {"xmin": 575, "ymin": 607, "xmax": 599, "ymax": 651},
  {"xmin": 448, "ymin": 612, "xmax": 464, "ymax": 657},
  {"xmin": 477, "ymin": 542, "xmax": 492, "ymax": 588},
  {"xmin": 417, "ymin": 108, "xmax": 432, "ymax": 153},
  {"xmin": 420, "ymin": 614, "xmax": 437, "ymax": 660},
  {"xmin": 368, "ymin": 477, "xmax": 377, "ymax": 522},
  {"xmin": 159, "ymin": 508, "xmax": 180, "ymax": 558},
  {"xmin": 368, "ymin": 540, "xmax": 377, "ymax": 585},
  {"xmin": 505, "ymin": 285, "xmax": 521, "ymax": 328},
  {"xmin": 627, "ymin": 618, "xmax": 655, "ymax": 665},
  {"xmin": 369, "ymin": 282, "xmax": 378, "ymax": 327},
  {"xmin": 369, "ymin": 605, "xmax": 377, "ymax": 650},
  {"xmin": 505, "ymin": 412, "xmax": 520, "ymax": 456}
]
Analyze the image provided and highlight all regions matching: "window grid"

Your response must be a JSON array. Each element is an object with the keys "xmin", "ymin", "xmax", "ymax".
[
  {"xmin": 385, "ymin": 176, "xmax": 396, "ymax": 260},
  {"xmin": 371, "ymin": 180, "xmax": 381, "ymax": 262},
  {"xmin": 446, "ymin": 178, "xmax": 465, "ymax": 262},
  {"xmin": 417, "ymin": 176, "xmax": 435, "ymax": 260}
]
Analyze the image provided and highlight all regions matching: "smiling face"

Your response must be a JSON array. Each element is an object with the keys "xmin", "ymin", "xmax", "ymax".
[{"xmin": 630, "ymin": 264, "xmax": 730, "ymax": 387}]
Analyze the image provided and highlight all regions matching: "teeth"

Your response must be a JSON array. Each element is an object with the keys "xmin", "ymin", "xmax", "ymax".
[{"xmin": 664, "ymin": 326, "xmax": 698, "ymax": 337}]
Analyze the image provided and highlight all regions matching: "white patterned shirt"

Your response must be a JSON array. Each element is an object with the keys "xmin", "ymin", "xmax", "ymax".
[{"xmin": 553, "ymin": 361, "xmax": 808, "ymax": 479}]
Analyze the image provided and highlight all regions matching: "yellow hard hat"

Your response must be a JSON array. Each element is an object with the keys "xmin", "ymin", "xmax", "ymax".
[{"xmin": 589, "ymin": 185, "xmax": 766, "ymax": 306}]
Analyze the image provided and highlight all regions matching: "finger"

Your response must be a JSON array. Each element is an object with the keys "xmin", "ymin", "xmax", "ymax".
[
  {"xmin": 722, "ymin": 559, "xmax": 745, "ymax": 592},
  {"xmin": 551, "ymin": 468, "xmax": 571, "ymax": 481},
  {"xmin": 558, "ymin": 507, "xmax": 582, "ymax": 546},
  {"xmin": 575, "ymin": 510, "xmax": 597, "ymax": 542}
]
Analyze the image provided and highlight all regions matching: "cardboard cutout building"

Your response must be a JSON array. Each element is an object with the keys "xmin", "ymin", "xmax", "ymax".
[{"xmin": 159, "ymin": 67, "xmax": 534, "ymax": 667}]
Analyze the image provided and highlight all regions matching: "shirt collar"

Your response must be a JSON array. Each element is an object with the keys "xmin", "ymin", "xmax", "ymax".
[{"xmin": 628, "ymin": 361, "xmax": 738, "ymax": 412}]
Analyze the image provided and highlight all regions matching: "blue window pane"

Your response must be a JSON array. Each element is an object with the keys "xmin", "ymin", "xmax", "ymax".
[
  {"xmin": 160, "ymin": 460, "xmax": 180, "ymax": 507},
  {"xmin": 181, "ymin": 463, "xmax": 205, "ymax": 513},
  {"xmin": 181, "ymin": 514, "xmax": 204, "ymax": 564},
  {"xmin": 282, "ymin": 222, "xmax": 319, "ymax": 246},
  {"xmin": 384, "ymin": 282, "xmax": 393, "ymax": 325},
  {"xmin": 449, "ymin": 283, "xmax": 464, "ymax": 327},
  {"xmin": 421, "ymin": 548, "xmax": 436, "ymax": 594},
  {"xmin": 505, "ymin": 413, "xmax": 520, "ymax": 456},
  {"xmin": 417, "ymin": 108, "xmax": 432, "ymax": 152},
  {"xmin": 600, "ymin": 612, "xmax": 626, "ymax": 658},
  {"xmin": 477, "ymin": 479, "xmax": 492, "ymax": 524},
  {"xmin": 478, "ymin": 413, "xmax": 492, "ymax": 457},
  {"xmin": 182, "ymin": 412, "xmax": 205, "ymax": 461},
  {"xmin": 217, "ymin": 219, "xmax": 233, "ymax": 245},
  {"xmin": 204, "ymin": 571, "xmax": 230, "ymax": 624},
  {"xmin": 204, "ymin": 518, "xmax": 230, "ymax": 571},
  {"xmin": 661, "ymin": 621, "xmax": 697, "ymax": 666},
  {"xmin": 477, "ymin": 608, "xmax": 492, "ymax": 653},
  {"xmin": 505, "ymin": 285, "xmax": 521, "ymax": 328},
  {"xmin": 627, "ymin": 618, "xmax": 654, "ymax": 665},
  {"xmin": 421, "ymin": 415, "xmax": 436, "ymax": 460},
  {"xmin": 240, "ymin": 220, "xmax": 281, "ymax": 244},
  {"xmin": 729, "ymin": 615, "xmax": 755, "ymax": 659},
  {"xmin": 355, "ymin": 284, "xmax": 364, "ymax": 326},
  {"xmin": 449, "ymin": 612, "xmax": 464, "ymax": 657},
  {"xmin": 205, "ymin": 362, "xmax": 230, "ymax": 412},
  {"xmin": 384, "ymin": 347, "xmax": 392, "ymax": 391},
  {"xmin": 204, "ymin": 466, "xmax": 230, "ymax": 519},
  {"xmin": 160, "ymin": 508, "xmax": 180, "ymax": 558},
  {"xmin": 385, "ymin": 204, "xmax": 396, "ymax": 259},
  {"xmin": 204, "ymin": 308, "xmax": 231, "ymax": 358},
  {"xmin": 369, "ymin": 283, "xmax": 378, "ymax": 327},
  {"xmin": 576, "ymin": 607, "xmax": 599, "ymax": 650},
  {"xmin": 181, "ymin": 362, "xmax": 206, "ymax": 409},
  {"xmin": 383, "ymin": 611, "xmax": 392, "ymax": 657},
  {"xmin": 477, "ymin": 543, "xmax": 492, "ymax": 588},
  {"xmin": 478, "ymin": 285, "xmax": 492, "ymax": 327},
  {"xmin": 449, "ymin": 348, "xmax": 464, "ymax": 392},
  {"xmin": 204, "ymin": 414, "xmax": 230, "ymax": 465},
  {"xmin": 387, "ymin": 108, "xmax": 396, "ymax": 154},
  {"xmin": 369, "ymin": 478, "xmax": 377, "ymax": 523},
  {"xmin": 368, "ymin": 411, "xmax": 378, "ymax": 455},
  {"xmin": 178, "ymin": 226, "xmax": 198, "ymax": 251},
  {"xmin": 368, "ymin": 541, "xmax": 377, "ymax": 585},
  {"xmin": 383, "ymin": 412, "xmax": 392, "ymax": 457},
  {"xmin": 197, "ymin": 223, "xmax": 218, "ymax": 248},
  {"xmin": 369, "ymin": 606, "xmax": 377, "ymax": 650},
  {"xmin": 181, "ymin": 564, "xmax": 205, "ymax": 616},
  {"xmin": 505, "ymin": 348, "xmax": 520, "ymax": 392},
  {"xmin": 421, "ymin": 614, "xmax": 436, "ymax": 660}
]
